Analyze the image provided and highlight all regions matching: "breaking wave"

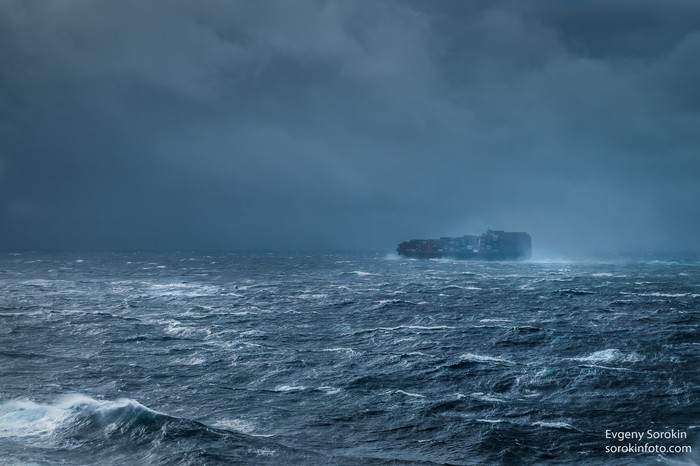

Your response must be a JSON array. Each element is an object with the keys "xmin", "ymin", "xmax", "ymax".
[{"xmin": 0, "ymin": 394, "xmax": 316, "ymax": 464}]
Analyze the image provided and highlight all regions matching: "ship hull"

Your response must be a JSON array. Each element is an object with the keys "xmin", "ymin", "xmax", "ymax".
[
  {"xmin": 396, "ymin": 230, "xmax": 532, "ymax": 261},
  {"xmin": 397, "ymin": 251, "xmax": 529, "ymax": 261}
]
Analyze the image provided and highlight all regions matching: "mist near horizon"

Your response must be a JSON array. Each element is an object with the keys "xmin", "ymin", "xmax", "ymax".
[{"xmin": 1, "ymin": 1, "xmax": 699, "ymax": 253}]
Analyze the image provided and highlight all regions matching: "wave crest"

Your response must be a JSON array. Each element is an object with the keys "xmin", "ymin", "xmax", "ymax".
[
  {"xmin": 0, "ymin": 394, "xmax": 314, "ymax": 464},
  {"xmin": 0, "ymin": 394, "xmax": 168, "ymax": 445}
]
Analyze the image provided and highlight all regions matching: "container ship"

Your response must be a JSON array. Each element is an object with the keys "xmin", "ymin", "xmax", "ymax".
[{"xmin": 397, "ymin": 230, "xmax": 532, "ymax": 260}]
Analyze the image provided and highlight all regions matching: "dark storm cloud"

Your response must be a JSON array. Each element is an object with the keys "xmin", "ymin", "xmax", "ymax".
[{"xmin": 1, "ymin": 0, "xmax": 699, "ymax": 253}]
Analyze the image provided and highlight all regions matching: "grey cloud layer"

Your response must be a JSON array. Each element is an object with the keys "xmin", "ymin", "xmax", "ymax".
[{"xmin": 1, "ymin": 0, "xmax": 699, "ymax": 252}]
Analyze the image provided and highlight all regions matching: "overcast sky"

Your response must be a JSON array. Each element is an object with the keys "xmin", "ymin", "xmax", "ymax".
[{"xmin": 1, "ymin": 0, "xmax": 699, "ymax": 254}]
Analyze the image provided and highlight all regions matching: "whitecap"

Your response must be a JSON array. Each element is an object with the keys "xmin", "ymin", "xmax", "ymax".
[
  {"xmin": 317, "ymin": 386, "xmax": 343, "ymax": 395},
  {"xmin": 571, "ymin": 349, "xmax": 621, "ymax": 362},
  {"xmin": 641, "ymin": 292, "xmax": 689, "ymax": 298},
  {"xmin": 212, "ymin": 418, "xmax": 255, "ymax": 434},
  {"xmin": 403, "ymin": 352, "xmax": 433, "ymax": 358},
  {"xmin": 172, "ymin": 356, "xmax": 205, "ymax": 366},
  {"xmin": 354, "ymin": 325, "xmax": 454, "ymax": 335},
  {"xmin": 580, "ymin": 364, "xmax": 632, "ymax": 371},
  {"xmin": 0, "ymin": 395, "xmax": 159, "ymax": 442},
  {"xmin": 443, "ymin": 285, "xmax": 481, "ymax": 291},
  {"xmin": 532, "ymin": 421, "xmax": 576, "ymax": 430},
  {"xmin": 248, "ymin": 448, "xmax": 276, "ymax": 457},
  {"xmin": 377, "ymin": 299, "xmax": 402, "ymax": 305},
  {"xmin": 321, "ymin": 347, "xmax": 359, "ymax": 356},
  {"xmin": 145, "ymin": 282, "xmax": 220, "ymax": 298},
  {"xmin": 163, "ymin": 322, "xmax": 210, "ymax": 339},
  {"xmin": 350, "ymin": 271, "xmax": 378, "ymax": 277},
  {"xmin": 273, "ymin": 385, "xmax": 306, "ymax": 392},
  {"xmin": 409, "ymin": 324, "xmax": 453, "ymax": 330},
  {"xmin": 0, "ymin": 399, "xmax": 65, "ymax": 440},
  {"xmin": 570, "ymin": 349, "xmax": 644, "ymax": 363},
  {"xmin": 240, "ymin": 329, "xmax": 266, "ymax": 337},
  {"xmin": 296, "ymin": 293, "xmax": 328, "ymax": 300},
  {"xmin": 393, "ymin": 390, "xmax": 425, "ymax": 398},
  {"xmin": 21, "ymin": 279, "xmax": 60, "ymax": 287},
  {"xmin": 471, "ymin": 392, "xmax": 507, "ymax": 403},
  {"xmin": 459, "ymin": 353, "xmax": 516, "ymax": 364},
  {"xmin": 386, "ymin": 325, "xmax": 454, "ymax": 331}
]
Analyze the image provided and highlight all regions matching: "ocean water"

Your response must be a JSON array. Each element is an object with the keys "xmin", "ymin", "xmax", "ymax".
[{"xmin": 0, "ymin": 251, "xmax": 698, "ymax": 465}]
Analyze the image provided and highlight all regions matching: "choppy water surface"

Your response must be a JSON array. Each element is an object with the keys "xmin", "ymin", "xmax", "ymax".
[{"xmin": 1, "ymin": 252, "xmax": 698, "ymax": 465}]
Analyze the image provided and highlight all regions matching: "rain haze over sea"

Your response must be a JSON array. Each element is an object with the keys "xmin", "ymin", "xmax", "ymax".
[{"xmin": 1, "ymin": 1, "xmax": 700, "ymax": 464}]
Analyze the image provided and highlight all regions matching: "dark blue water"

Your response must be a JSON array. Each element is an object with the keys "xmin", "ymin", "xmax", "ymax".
[{"xmin": 1, "ymin": 252, "xmax": 698, "ymax": 465}]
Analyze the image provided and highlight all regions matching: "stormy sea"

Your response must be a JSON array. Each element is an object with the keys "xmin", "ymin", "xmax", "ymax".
[{"xmin": 1, "ymin": 251, "xmax": 698, "ymax": 465}]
